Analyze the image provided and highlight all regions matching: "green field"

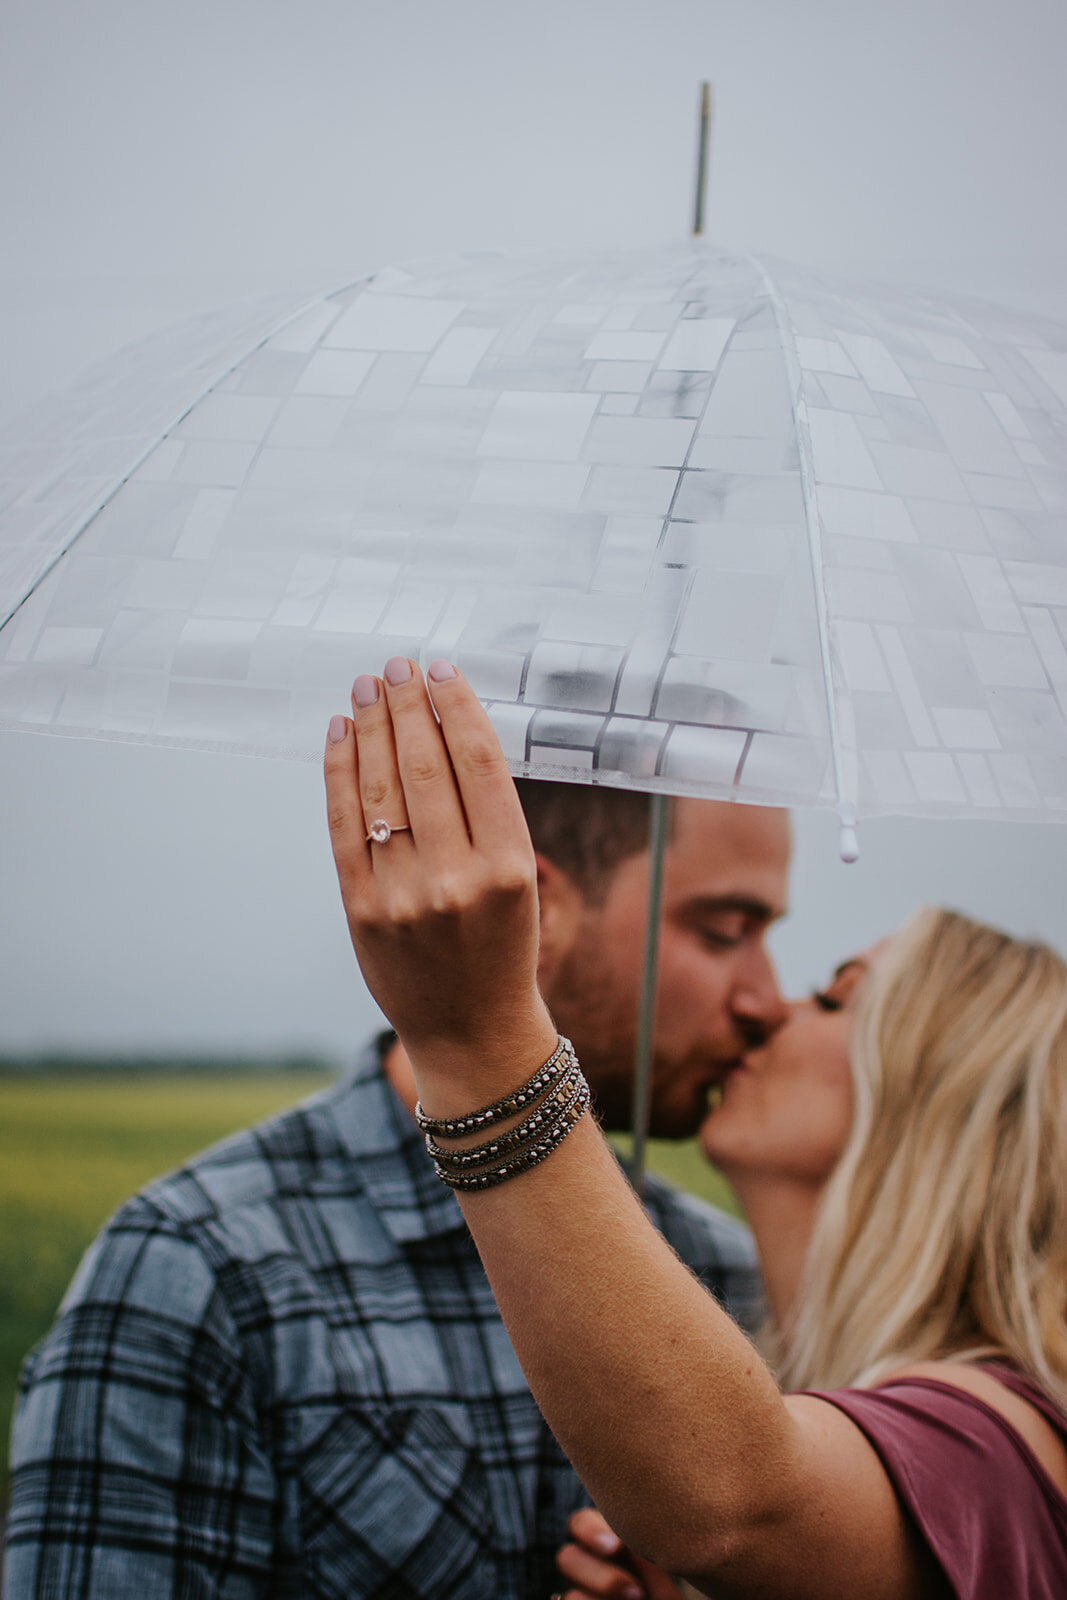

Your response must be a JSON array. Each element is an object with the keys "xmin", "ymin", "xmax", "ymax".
[{"xmin": 0, "ymin": 1070, "xmax": 739, "ymax": 1501}]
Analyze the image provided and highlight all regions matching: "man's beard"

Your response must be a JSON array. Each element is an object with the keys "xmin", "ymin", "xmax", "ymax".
[
  {"xmin": 545, "ymin": 970, "xmax": 713, "ymax": 1139},
  {"xmin": 543, "ymin": 943, "xmax": 641, "ymax": 1131},
  {"xmin": 543, "ymin": 922, "xmax": 725, "ymax": 1140}
]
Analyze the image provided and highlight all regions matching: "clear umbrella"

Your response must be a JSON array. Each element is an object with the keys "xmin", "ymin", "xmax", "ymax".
[
  {"xmin": 3, "ymin": 245, "xmax": 1066, "ymax": 1177},
  {"xmin": 4, "ymin": 247, "xmax": 1065, "ymax": 829}
]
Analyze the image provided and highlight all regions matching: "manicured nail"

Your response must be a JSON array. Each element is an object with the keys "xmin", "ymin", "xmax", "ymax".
[
  {"xmin": 353, "ymin": 675, "xmax": 379, "ymax": 708},
  {"xmin": 428, "ymin": 658, "xmax": 456, "ymax": 682},
  {"xmin": 384, "ymin": 656, "xmax": 412, "ymax": 686},
  {"xmin": 328, "ymin": 714, "xmax": 347, "ymax": 744}
]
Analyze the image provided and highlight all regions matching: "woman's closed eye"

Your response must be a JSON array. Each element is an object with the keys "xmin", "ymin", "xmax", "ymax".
[{"xmin": 812, "ymin": 958, "xmax": 870, "ymax": 1013}]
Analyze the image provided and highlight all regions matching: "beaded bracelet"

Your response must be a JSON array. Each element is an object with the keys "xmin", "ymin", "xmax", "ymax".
[
  {"xmin": 433, "ymin": 1076, "xmax": 591, "ymax": 1191},
  {"xmin": 426, "ymin": 1057, "xmax": 586, "ymax": 1172},
  {"xmin": 414, "ymin": 1035, "xmax": 574, "ymax": 1137}
]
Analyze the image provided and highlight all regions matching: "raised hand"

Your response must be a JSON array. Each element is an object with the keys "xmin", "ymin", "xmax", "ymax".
[{"xmin": 323, "ymin": 656, "xmax": 558, "ymax": 1114}]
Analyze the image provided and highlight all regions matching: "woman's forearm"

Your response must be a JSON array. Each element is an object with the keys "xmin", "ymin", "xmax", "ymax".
[{"xmin": 448, "ymin": 1105, "xmax": 808, "ymax": 1585}]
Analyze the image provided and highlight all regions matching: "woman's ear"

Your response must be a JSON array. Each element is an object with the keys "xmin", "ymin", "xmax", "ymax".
[{"xmin": 533, "ymin": 852, "xmax": 587, "ymax": 993}]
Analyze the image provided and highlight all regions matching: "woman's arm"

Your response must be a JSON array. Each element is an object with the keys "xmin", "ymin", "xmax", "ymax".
[{"xmin": 323, "ymin": 662, "xmax": 937, "ymax": 1600}]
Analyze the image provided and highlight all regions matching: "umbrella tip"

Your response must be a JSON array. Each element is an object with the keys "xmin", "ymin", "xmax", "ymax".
[{"xmin": 837, "ymin": 811, "xmax": 860, "ymax": 865}]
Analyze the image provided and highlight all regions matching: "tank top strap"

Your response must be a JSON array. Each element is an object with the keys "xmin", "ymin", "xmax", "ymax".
[{"xmin": 973, "ymin": 1361, "xmax": 1067, "ymax": 1441}]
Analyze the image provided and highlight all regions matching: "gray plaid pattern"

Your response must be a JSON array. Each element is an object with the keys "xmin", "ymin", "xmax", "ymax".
[{"xmin": 5, "ymin": 1039, "xmax": 760, "ymax": 1599}]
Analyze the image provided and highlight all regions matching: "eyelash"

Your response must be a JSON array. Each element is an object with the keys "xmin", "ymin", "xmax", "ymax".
[
  {"xmin": 696, "ymin": 925, "xmax": 746, "ymax": 949},
  {"xmin": 812, "ymin": 990, "xmax": 844, "ymax": 1012}
]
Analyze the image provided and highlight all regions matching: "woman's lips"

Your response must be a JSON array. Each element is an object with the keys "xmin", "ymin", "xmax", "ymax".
[{"xmin": 705, "ymin": 1060, "xmax": 744, "ymax": 1111}]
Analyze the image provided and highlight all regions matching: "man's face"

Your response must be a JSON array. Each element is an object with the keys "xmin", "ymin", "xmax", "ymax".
[{"xmin": 542, "ymin": 799, "xmax": 790, "ymax": 1138}]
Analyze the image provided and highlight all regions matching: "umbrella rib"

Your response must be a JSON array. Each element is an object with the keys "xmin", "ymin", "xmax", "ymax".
[
  {"xmin": 0, "ymin": 276, "xmax": 373, "ymax": 638},
  {"xmin": 747, "ymin": 256, "xmax": 860, "ymax": 862}
]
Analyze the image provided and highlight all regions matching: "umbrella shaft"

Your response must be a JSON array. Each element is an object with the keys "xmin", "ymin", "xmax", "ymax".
[{"xmin": 629, "ymin": 793, "xmax": 670, "ymax": 1195}]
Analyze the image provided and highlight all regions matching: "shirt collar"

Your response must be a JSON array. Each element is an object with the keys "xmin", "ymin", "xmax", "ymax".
[{"xmin": 331, "ymin": 1034, "xmax": 468, "ymax": 1246}]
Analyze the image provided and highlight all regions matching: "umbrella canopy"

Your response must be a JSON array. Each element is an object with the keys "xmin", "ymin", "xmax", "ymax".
[{"xmin": 2, "ymin": 246, "xmax": 1066, "ymax": 833}]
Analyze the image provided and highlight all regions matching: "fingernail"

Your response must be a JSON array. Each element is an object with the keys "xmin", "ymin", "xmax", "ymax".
[
  {"xmin": 328, "ymin": 714, "xmax": 347, "ymax": 744},
  {"xmin": 593, "ymin": 1531, "xmax": 621, "ymax": 1555},
  {"xmin": 384, "ymin": 656, "xmax": 412, "ymax": 686},
  {"xmin": 353, "ymin": 675, "xmax": 379, "ymax": 708},
  {"xmin": 623, "ymin": 1587, "xmax": 643, "ymax": 1600},
  {"xmin": 428, "ymin": 658, "xmax": 456, "ymax": 682}
]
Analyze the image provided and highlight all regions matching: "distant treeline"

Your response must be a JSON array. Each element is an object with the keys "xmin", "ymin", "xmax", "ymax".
[{"xmin": 0, "ymin": 1055, "xmax": 339, "ymax": 1076}]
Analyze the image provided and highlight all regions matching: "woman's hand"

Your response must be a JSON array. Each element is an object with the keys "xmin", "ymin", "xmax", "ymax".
[
  {"xmin": 556, "ymin": 1509, "xmax": 686, "ymax": 1600},
  {"xmin": 323, "ymin": 657, "xmax": 557, "ymax": 1110}
]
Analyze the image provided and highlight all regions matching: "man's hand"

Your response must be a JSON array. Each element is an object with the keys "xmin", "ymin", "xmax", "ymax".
[
  {"xmin": 324, "ymin": 656, "xmax": 557, "ymax": 1114},
  {"xmin": 555, "ymin": 1508, "xmax": 686, "ymax": 1600}
]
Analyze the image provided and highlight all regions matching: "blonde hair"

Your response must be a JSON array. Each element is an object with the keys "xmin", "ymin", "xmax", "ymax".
[{"xmin": 777, "ymin": 907, "xmax": 1067, "ymax": 1410}]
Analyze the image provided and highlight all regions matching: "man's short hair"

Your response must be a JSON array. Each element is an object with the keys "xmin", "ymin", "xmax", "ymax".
[{"xmin": 513, "ymin": 778, "xmax": 656, "ymax": 902}]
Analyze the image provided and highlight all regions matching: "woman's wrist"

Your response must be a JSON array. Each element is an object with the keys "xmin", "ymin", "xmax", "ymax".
[
  {"xmin": 419, "ymin": 1036, "xmax": 591, "ymax": 1192},
  {"xmin": 402, "ymin": 1003, "xmax": 560, "ymax": 1122}
]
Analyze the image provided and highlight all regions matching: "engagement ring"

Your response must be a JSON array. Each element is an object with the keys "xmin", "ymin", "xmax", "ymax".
[{"xmin": 365, "ymin": 819, "xmax": 411, "ymax": 844}]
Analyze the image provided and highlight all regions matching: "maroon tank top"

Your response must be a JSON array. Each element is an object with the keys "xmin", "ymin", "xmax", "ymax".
[{"xmin": 808, "ymin": 1365, "xmax": 1067, "ymax": 1598}]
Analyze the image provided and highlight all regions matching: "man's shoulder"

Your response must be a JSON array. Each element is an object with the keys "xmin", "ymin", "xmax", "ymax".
[
  {"xmin": 138, "ymin": 1073, "xmax": 354, "ymax": 1224},
  {"xmin": 62, "ymin": 1051, "xmax": 396, "ymax": 1282},
  {"xmin": 133, "ymin": 1046, "xmax": 396, "ymax": 1230},
  {"xmin": 34, "ymin": 1053, "xmax": 401, "ymax": 1342}
]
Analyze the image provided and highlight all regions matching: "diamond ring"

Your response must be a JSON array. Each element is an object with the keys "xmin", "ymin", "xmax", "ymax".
[{"xmin": 365, "ymin": 819, "xmax": 412, "ymax": 845}]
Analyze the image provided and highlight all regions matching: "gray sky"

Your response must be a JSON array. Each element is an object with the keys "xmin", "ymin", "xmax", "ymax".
[{"xmin": 2, "ymin": 0, "xmax": 1066, "ymax": 1060}]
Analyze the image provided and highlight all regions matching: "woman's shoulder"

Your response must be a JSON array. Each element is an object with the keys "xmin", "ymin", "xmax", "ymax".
[
  {"xmin": 880, "ymin": 1360, "xmax": 1067, "ymax": 1500},
  {"xmin": 801, "ymin": 1360, "xmax": 1067, "ymax": 1598}
]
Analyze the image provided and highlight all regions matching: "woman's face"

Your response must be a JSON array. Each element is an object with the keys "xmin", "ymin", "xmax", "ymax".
[{"xmin": 700, "ymin": 942, "xmax": 886, "ymax": 1190}]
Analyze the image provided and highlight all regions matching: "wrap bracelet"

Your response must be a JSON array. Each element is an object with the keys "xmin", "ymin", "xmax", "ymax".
[
  {"xmin": 425, "ymin": 1056, "xmax": 586, "ymax": 1172},
  {"xmin": 433, "ymin": 1076, "xmax": 591, "ymax": 1191},
  {"xmin": 414, "ymin": 1035, "xmax": 574, "ymax": 1137}
]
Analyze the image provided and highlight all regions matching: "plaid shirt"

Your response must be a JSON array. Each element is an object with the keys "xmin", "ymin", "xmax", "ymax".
[{"xmin": 6, "ymin": 1038, "xmax": 761, "ymax": 1600}]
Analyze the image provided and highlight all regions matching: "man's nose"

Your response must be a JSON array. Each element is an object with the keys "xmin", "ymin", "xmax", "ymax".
[{"xmin": 730, "ymin": 945, "xmax": 788, "ymax": 1041}]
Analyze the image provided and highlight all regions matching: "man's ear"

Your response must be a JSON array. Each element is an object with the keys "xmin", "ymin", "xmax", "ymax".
[{"xmin": 533, "ymin": 852, "xmax": 587, "ymax": 991}]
